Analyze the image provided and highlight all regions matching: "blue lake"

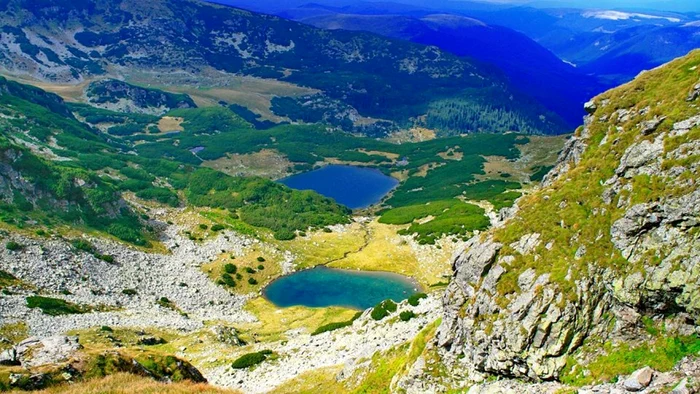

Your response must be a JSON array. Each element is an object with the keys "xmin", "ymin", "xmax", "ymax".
[
  {"xmin": 263, "ymin": 267, "xmax": 421, "ymax": 310},
  {"xmin": 279, "ymin": 165, "xmax": 398, "ymax": 209}
]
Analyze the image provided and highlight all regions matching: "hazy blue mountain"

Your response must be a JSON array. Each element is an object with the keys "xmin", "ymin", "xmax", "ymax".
[
  {"xmin": 280, "ymin": 4, "xmax": 606, "ymax": 126},
  {"xmin": 461, "ymin": 6, "xmax": 700, "ymax": 83}
]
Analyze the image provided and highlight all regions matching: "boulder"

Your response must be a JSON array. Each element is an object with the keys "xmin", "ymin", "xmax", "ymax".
[
  {"xmin": 623, "ymin": 366, "xmax": 654, "ymax": 391},
  {"xmin": 0, "ymin": 348, "xmax": 19, "ymax": 366},
  {"xmin": 687, "ymin": 82, "xmax": 700, "ymax": 102},
  {"xmin": 671, "ymin": 378, "xmax": 690, "ymax": 394},
  {"xmin": 211, "ymin": 325, "xmax": 246, "ymax": 346},
  {"xmin": 639, "ymin": 116, "xmax": 665, "ymax": 135},
  {"xmin": 584, "ymin": 100, "xmax": 598, "ymax": 114},
  {"xmin": 15, "ymin": 336, "xmax": 81, "ymax": 367}
]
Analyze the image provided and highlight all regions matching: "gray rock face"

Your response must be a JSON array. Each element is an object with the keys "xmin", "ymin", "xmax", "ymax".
[
  {"xmin": 639, "ymin": 116, "xmax": 665, "ymax": 135},
  {"xmin": 542, "ymin": 115, "xmax": 593, "ymax": 187},
  {"xmin": 437, "ymin": 234, "xmax": 611, "ymax": 380},
  {"xmin": 687, "ymin": 82, "xmax": 700, "ymax": 101},
  {"xmin": 438, "ymin": 79, "xmax": 700, "ymax": 385},
  {"xmin": 437, "ymin": 236, "xmax": 501, "ymax": 349},
  {"xmin": 584, "ymin": 100, "xmax": 598, "ymax": 114},
  {"xmin": 4, "ymin": 336, "xmax": 83, "ymax": 368}
]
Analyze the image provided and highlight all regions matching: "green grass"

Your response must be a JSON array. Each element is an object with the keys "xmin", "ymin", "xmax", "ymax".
[
  {"xmin": 5, "ymin": 241, "xmax": 22, "ymax": 251},
  {"xmin": 382, "ymin": 200, "xmax": 490, "ymax": 244},
  {"xmin": 26, "ymin": 296, "xmax": 89, "ymax": 316},
  {"xmin": 562, "ymin": 335, "xmax": 700, "ymax": 386},
  {"xmin": 231, "ymin": 350, "xmax": 274, "ymax": 369},
  {"xmin": 311, "ymin": 312, "xmax": 363, "ymax": 336}
]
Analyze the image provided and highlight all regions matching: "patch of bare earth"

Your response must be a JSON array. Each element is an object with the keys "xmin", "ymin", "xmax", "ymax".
[
  {"xmin": 5, "ymin": 76, "xmax": 92, "ymax": 102},
  {"xmin": 478, "ymin": 135, "xmax": 567, "ymax": 184},
  {"xmin": 203, "ymin": 149, "xmax": 292, "ymax": 179},
  {"xmin": 158, "ymin": 116, "xmax": 185, "ymax": 132},
  {"xmin": 386, "ymin": 127, "xmax": 438, "ymax": 143}
]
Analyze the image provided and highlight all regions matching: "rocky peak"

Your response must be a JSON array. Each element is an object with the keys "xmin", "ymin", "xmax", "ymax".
[{"xmin": 436, "ymin": 50, "xmax": 700, "ymax": 385}]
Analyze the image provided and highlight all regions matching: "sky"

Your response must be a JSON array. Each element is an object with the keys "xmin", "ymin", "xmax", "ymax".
[
  {"xmin": 477, "ymin": 0, "xmax": 700, "ymax": 12},
  {"xmin": 212, "ymin": 0, "xmax": 700, "ymax": 13}
]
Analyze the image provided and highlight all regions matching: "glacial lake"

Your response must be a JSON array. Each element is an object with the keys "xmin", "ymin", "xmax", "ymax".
[
  {"xmin": 279, "ymin": 165, "xmax": 398, "ymax": 209},
  {"xmin": 263, "ymin": 267, "xmax": 421, "ymax": 310}
]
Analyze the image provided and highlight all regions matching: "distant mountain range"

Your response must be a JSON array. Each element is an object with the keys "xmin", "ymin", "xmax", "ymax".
[
  {"xmin": 464, "ymin": 6, "xmax": 700, "ymax": 82},
  {"xmin": 0, "ymin": 0, "xmax": 568, "ymax": 135},
  {"xmin": 279, "ymin": 3, "xmax": 607, "ymax": 127},
  {"xmin": 216, "ymin": 0, "xmax": 700, "ymax": 125}
]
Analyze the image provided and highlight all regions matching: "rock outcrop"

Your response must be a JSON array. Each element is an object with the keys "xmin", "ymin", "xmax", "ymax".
[{"xmin": 436, "ymin": 50, "xmax": 700, "ymax": 385}]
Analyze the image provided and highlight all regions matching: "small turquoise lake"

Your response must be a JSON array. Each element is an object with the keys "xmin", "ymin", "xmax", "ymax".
[
  {"xmin": 263, "ymin": 267, "xmax": 421, "ymax": 310},
  {"xmin": 279, "ymin": 165, "xmax": 398, "ymax": 209}
]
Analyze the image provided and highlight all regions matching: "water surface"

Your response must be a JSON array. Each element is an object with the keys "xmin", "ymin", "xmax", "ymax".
[
  {"xmin": 263, "ymin": 266, "xmax": 420, "ymax": 310},
  {"xmin": 279, "ymin": 165, "xmax": 398, "ymax": 209}
]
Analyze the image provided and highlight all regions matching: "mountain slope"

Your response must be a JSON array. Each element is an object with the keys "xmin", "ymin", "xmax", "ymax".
[
  {"xmin": 467, "ymin": 5, "xmax": 700, "ymax": 84},
  {"xmin": 289, "ymin": 7, "xmax": 606, "ymax": 126},
  {"xmin": 0, "ymin": 0, "xmax": 567, "ymax": 135},
  {"xmin": 435, "ymin": 50, "xmax": 700, "ymax": 386}
]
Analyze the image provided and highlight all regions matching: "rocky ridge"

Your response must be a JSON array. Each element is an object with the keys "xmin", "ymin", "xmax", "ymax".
[{"xmin": 431, "ymin": 50, "xmax": 700, "ymax": 388}]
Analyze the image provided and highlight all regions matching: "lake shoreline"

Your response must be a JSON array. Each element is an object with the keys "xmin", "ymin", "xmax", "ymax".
[{"xmin": 262, "ymin": 265, "xmax": 422, "ymax": 310}]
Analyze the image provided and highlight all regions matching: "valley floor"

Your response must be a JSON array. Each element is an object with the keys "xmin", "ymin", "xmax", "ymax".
[{"xmin": 0, "ymin": 205, "xmax": 457, "ymax": 393}]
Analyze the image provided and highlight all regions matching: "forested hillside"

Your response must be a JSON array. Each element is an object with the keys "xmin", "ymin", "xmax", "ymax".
[{"xmin": 0, "ymin": 0, "xmax": 568, "ymax": 135}]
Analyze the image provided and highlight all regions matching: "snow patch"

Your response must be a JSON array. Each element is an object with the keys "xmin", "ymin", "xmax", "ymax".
[{"xmin": 582, "ymin": 10, "xmax": 681, "ymax": 23}]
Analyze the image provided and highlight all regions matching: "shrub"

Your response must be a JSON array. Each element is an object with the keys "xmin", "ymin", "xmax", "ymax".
[
  {"xmin": 256, "ymin": 256, "xmax": 266, "ymax": 262},
  {"xmin": 26, "ymin": 296, "xmax": 87, "ymax": 315},
  {"xmin": 100, "ymin": 325, "xmax": 113, "ymax": 332},
  {"xmin": 257, "ymin": 265, "xmax": 265, "ymax": 270},
  {"xmin": 122, "ymin": 288, "xmax": 137, "ymax": 296},
  {"xmin": 231, "ymin": 350, "xmax": 273, "ymax": 369},
  {"xmin": 245, "ymin": 267, "xmax": 256, "ymax": 274},
  {"xmin": 211, "ymin": 224, "xmax": 225, "ymax": 232},
  {"xmin": 400, "ymin": 311, "xmax": 416, "ymax": 322},
  {"xmin": 5, "ymin": 241, "xmax": 23, "ymax": 251},
  {"xmin": 71, "ymin": 239, "xmax": 95, "ymax": 253},
  {"xmin": 248, "ymin": 278, "xmax": 258, "ymax": 285},
  {"xmin": 97, "ymin": 254, "xmax": 114, "ymax": 263},
  {"xmin": 224, "ymin": 264, "xmax": 237, "ymax": 274},
  {"xmin": 221, "ymin": 273, "xmax": 236, "ymax": 287},
  {"xmin": 408, "ymin": 293, "xmax": 428, "ymax": 306},
  {"xmin": 384, "ymin": 299, "xmax": 397, "ymax": 312},
  {"xmin": 371, "ymin": 299, "xmax": 397, "ymax": 321},
  {"xmin": 198, "ymin": 224, "xmax": 208, "ymax": 230}
]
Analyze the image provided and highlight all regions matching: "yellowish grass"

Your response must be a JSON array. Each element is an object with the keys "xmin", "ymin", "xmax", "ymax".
[
  {"xmin": 327, "ymin": 221, "xmax": 453, "ymax": 288},
  {"xmin": 158, "ymin": 116, "xmax": 184, "ymax": 132},
  {"xmin": 277, "ymin": 223, "xmax": 367, "ymax": 269},
  {"xmin": 3, "ymin": 76, "xmax": 91, "ymax": 102},
  {"xmin": 240, "ymin": 298, "xmax": 356, "ymax": 342},
  {"xmin": 22, "ymin": 373, "xmax": 239, "ymax": 394},
  {"xmin": 126, "ymin": 72, "xmax": 317, "ymax": 122},
  {"xmin": 437, "ymin": 148, "xmax": 463, "ymax": 161},
  {"xmin": 357, "ymin": 149, "xmax": 400, "ymax": 160},
  {"xmin": 0, "ymin": 322, "xmax": 29, "ymax": 351},
  {"xmin": 202, "ymin": 248, "xmax": 282, "ymax": 295}
]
